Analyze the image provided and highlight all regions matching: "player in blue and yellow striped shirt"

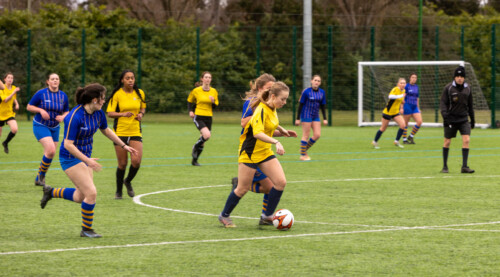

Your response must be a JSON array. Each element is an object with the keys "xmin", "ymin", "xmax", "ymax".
[
  {"xmin": 27, "ymin": 73, "xmax": 69, "ymax": 187},
  {"xmin": 295, "ymin": 75, "xmax": 328, "ymax": 161},
  {"xmin": 40, "ymin": 83, "xmax": 138, "ymax": 238}
]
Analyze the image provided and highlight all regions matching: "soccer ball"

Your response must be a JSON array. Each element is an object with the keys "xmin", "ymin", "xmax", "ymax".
[{"xmin": 272, "ymin": 209, "xmax": 294, "ymax": 230}]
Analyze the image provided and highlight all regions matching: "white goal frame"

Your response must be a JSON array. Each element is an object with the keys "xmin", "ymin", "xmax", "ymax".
[{"xmin": 358, "ymin": 61, "xmax": 489, "ymax": 128}]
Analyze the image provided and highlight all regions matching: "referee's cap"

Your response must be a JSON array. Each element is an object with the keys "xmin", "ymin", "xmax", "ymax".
[{"xmin": 454, "ymin": 66, "xmax": 466, "ymax": 78}]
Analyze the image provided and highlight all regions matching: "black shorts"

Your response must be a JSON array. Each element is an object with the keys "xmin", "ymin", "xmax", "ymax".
[
  {"xmin": 193, "ymin": 115, "xmax": 212, "ymax": 131},
  {"xmin": 444, "ymin": 121, "xmax": 471, "ymax": 139},
  {"xmin": 113, "ymin": 136, "xmax": 143, "ymax": 146},
  {"xmin": 382, "ymin": 113, "xmax": 400, "ymax": 120},
  {"xmin": 0, "ymin": 117, "xmax": 15, "ymax": 127},
  {"xmin": 243, "ymin": 155, "xmax": 277, "ymax": 169}
]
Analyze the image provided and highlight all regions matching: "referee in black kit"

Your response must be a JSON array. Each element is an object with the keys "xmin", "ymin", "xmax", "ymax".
[{"xmin": 440, "ymin": 65, "xmax": 475, "ymax": 174}]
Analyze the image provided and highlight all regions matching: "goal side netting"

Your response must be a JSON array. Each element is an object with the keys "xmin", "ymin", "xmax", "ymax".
[{"xmin": 358, "ymin": 61, "xmax": 490, "ymax": 128}]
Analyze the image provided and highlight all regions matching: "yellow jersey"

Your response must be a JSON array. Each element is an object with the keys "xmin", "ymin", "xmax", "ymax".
[
  {"xmin": 187, "ymin": 86, "xmax": 219, "ymax": 117},
  {"xmin": 238, "ymin": 102, "xmax": 279, "ymax": 164},
  {"xmin": 383, "ymin": 86, "xmax": 405, "ymax": 116},
  {"xmin": 106, "ymin": 88, "xmax": 146, "ymax": 137},
  {"xmin": 0, "ymin": 86, "xmax": 17, "ymax": 120}
]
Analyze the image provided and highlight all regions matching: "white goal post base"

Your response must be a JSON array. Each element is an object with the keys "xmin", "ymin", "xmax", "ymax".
[{"xmin": 358, "ymin": 61, "xmax": 491, "ymax": 128}]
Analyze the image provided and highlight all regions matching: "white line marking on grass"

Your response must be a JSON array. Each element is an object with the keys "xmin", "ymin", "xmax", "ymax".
[{"xmin": 3, "ymin": 223, "xmax": 500, "ymax": 256}]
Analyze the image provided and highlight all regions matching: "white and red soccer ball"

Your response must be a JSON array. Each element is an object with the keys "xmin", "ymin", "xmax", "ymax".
[{"xmin": 272, "ymin": 209, "xmax": 294, "ymax": 231}]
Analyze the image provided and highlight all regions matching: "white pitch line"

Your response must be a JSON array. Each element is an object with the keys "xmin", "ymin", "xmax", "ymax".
[{"xmin": 0, "ymin": 226, "xmax": 428, "ymax": 256}]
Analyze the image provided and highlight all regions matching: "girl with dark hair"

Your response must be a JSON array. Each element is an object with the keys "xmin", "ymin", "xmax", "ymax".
[
  {"xmin": 27, "ymin": 73, "xmax": 69, "ymax": 186},
  {"xmin": 187, "ymin": 71, "xmax": 219, "ymax": 166},
  {"xmin": 40, "ymin": 83, "xmax": 138, "ymax": 238},
  {"xmin": 106, "ymin": 70, "xmax": 146, "ymax": 199},
  {"xmin": 219, "ymin": 81, "xmax": 295, "ymax": 228},
  {"xmin": 0, "ymin": 72, "xmax": 20, "ymax": 154}
]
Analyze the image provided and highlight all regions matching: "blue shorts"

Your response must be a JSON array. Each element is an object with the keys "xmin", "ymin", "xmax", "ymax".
[
  {"xmin": 403, "ymin": 103, "xmax": 420, "ymax": 115},
  {"xmin": 253, "ymin": 168, "xmax": 267, "ymax": 182},
  {"xmin": 60, "ymin": 156, "xmax": 85, "ymax": 171},
  {"xmin": 33, "ymin": 121, "xmax": 60, "ymax": 142},
  {"xmin": 300, "ymin": 117, "xmax": 320, "ymax": 123}
]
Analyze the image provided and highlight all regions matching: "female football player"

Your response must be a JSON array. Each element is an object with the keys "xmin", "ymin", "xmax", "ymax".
[
  {"xmin": 0, "ymin": 72, "xmax": 20, "ymax": 154},
  {"xmin": 219, "ymin": 81, "xmax": 296, "ymax": 228},
  {"xmin": 402, "ymin": 73, "xmax": 423, "ymax": 144},
  {"xmin": 107, "ymin": 70, "xmax": 146, "ymax": 199},
  {"xmin": 40, "ymin": 83, "xmax": 138, "ymax": 238},
  {"xmin": 27, "ymin": 73, "xmax": 69, "ymax": 186},
  {"xmin": 295, "ymin": 75, "xmax": 328, "ymax": 160},
  {"xmin": 371, "ymin": 78, "xmax": 406, "ymax": 149},
  {"xmin": 187, "ymin": 71, "xmax": 219, "ymax": 166}
]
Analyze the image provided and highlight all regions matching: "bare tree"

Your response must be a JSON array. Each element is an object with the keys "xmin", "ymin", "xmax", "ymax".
[
  {"xmin": 330, "ymin": 0, "xmax": 399, "ymax": 27},
  {"xmin": 83, "ymin": 0, "xmax": 204, "ymax": 25},
  {"xmin": 0, "ymin": 0, "xmax": 76, "ymax": 11}
]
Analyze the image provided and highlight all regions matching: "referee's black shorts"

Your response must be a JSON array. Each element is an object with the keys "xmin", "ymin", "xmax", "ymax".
[
  {"xmin": 193, "ymin": 115, "xmax": 212, "ymax": 131},
  {"xmin": 444, "ymin": 121, "xmax": 471, "ymax": 139}
]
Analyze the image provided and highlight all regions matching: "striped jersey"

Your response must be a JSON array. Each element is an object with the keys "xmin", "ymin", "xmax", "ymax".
[
  {"xmin": 299, "ymin": 87, "xmax": 326, "ymax": 119},
  {"xmin": 187, "ymin": 86, "xmax": 219, "ymax": 117},
  {"xmin": 0, "ymin": 86, "xmax": 17, "ymax": 120},
  {"xmin": 383, "ymin": 86, "xmax": 405, "ymax": 116},
  {"xmin": 28, "ymin": 88, "xmax": 69, "ymax": 128},
  {"xmin": 59, "ymin": 105, "xmax": 108, "ymax": 160},
  {"xmin": 404, "ymin": 83, "xmax": 419, "ymax": 106}
]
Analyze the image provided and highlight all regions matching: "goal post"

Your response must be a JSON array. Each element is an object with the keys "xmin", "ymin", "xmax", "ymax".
[{"xmin": 358, "ymin": 61, "xmax": 490, "ymax": 128}]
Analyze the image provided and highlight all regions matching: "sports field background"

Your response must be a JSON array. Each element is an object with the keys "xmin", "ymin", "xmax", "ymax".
[{"xmin": 0, "ymin": 115, "xmax": 499, "ymax": 275}]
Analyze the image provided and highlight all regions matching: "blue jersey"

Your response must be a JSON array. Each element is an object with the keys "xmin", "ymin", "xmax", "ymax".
[
  {"xmin": 59, "ymin": 105, "xmax": 108, "ymax": 160},
  {"xmin": 241, "ymin": 98, "xmax": 255, "ymax": 134},
  {"xmin": 299, "ymin": 87, "xmax": 326, "ymax": 119},
  {"xmin": 28, "ymin": 88, "xmax": 69, "ymax": 128},
  {"xmin": 404, "ymin": 83, "xmax": 419, "ymax": 106}
]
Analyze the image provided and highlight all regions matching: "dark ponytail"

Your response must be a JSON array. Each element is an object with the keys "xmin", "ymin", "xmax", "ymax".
[{"xmin": 75, "ymin": 83, "xmax": 106, "ymax": 105}]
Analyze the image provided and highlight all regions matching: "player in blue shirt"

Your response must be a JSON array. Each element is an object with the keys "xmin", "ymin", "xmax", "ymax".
[
  {"xmin": 295, "ymin": 75, "xmax": 328, "ymax": 161},
  {"xmin": 27, "ymin": 73, "xmax": 69, "ymax": 187},
  {"xmin": 40, "ymin": 83, "xmax": 138, "ymax": 238},
  {"xmin": 402, "ymin": 73, "xmax": 423, "ymax": 144}
]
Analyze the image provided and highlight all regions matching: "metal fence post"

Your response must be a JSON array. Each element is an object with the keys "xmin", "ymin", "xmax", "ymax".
[
  {"xmin": 492, "ymin": 24, "xmax": 497, "ymax": 128},
  {"xmin": 137, "ymin": 28, "xmax": 142, "ymax": 88},
  {"xmin": 328, "ymin": 26, "xmax": 333, "ymax": 126},
  {"xmin": 26, "ymin": 29, "xmax": 31, "ymax": 120},
  {"xmin": 292, "ymin": 26, "xmax": 297, "ymax": 124},
  {"xmin": 81, "ymin": 28, "xmax": 86, "ymax": 87}
]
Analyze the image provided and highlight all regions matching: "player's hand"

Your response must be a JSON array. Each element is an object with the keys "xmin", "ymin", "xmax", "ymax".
[
  {"xmin": 275, "ymin": 141, "xmax": 285, "ymax": 155},
  {"xmin": 87, "ymin": 158, "xmax": 102, "ymax": 172},
  {"xmin": 323, "ymin": 119, "xmax": 328, "ymax": 126},
  {"xmin": 14, "ymin": 87, "xmax": 20, "ymax": 93},
  {"xmin": 294, "ymin": 119, "xmax": 300, "ymax": 126},
  {"xmin": 189, "ymin": 111, "xmax": 195, "ymax": 118},
  {"xmin": 124, "ymin": 145, "xmax": 138, "ymax": 155},
  {"xmin": 135, "ymin": 113, "xmax": 143, "ymax": 121},
  {"xmin": 471, "ymin": 120, "xmax": 475, "ymax": 129},
  {"xmin": 122, "ymin": 112, "xmax": 134, "ymax": 117},
  {"xmin": 209, "ymin": 96, "xmax": 215, "ymax": 103},
  {"xmin": 40, "ymin": 109, "xmax": 50, "ymax": 120},
  {"xmin": 55, "ymin": 115, "xmax": 65, "ymax": 122},
  {"xmin": 14, "ymin": 104, "xmax": 19, "ymax": 111},
  {"xmin": 286, "ymin": 130, "xmax": 298, "ymax": 138}
]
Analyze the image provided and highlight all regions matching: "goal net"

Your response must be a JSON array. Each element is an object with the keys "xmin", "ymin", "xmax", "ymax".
[{"xmin": 358, "ymin": 61, "xmax": 490, "ymax": 128}]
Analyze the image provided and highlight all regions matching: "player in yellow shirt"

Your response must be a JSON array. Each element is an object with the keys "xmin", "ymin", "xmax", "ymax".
[
  {"xmin": 371, "ymin": 78, "xmax": 407, "ymax": 149},
  {"xmin": 0, "ymin": 73, "xmax": 20, "ymax": 154},
  {"xmin": 187, "ymin": 71, "xmax": 219, "ymax": 166},
  {"xmin": 106, "ymin": 70, "xmax": 146, "ymax": 199},
  {"xmin": 218, "ymin": 81, "xmax": 297, "ymax": 228}
]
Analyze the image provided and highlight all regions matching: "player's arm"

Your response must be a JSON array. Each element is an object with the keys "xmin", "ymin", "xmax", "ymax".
[
  {"xmin": 26, "ymin": 104, "xmax": 50, "ymax": 120},
  {"xmin": 14, "ymin": 99, "xmax": 19, "ymax": 110},
  {"xmin": 0, "ymin": 80, "xmax": 4, "ymax": 90},
  {"xmin": 275, "ymin": 125, "xmax": 297, "ymax": 137},
  {"xmin": 241, "ymin": 116, "xmax": 251, "ymax": 128},
  {"xmin": 3, "ymin": 88, "xmax": 19, "ymax": 103},
  {"xmin": 100, "ymin": 128, "xmax": 138, "ymax": 155}
]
